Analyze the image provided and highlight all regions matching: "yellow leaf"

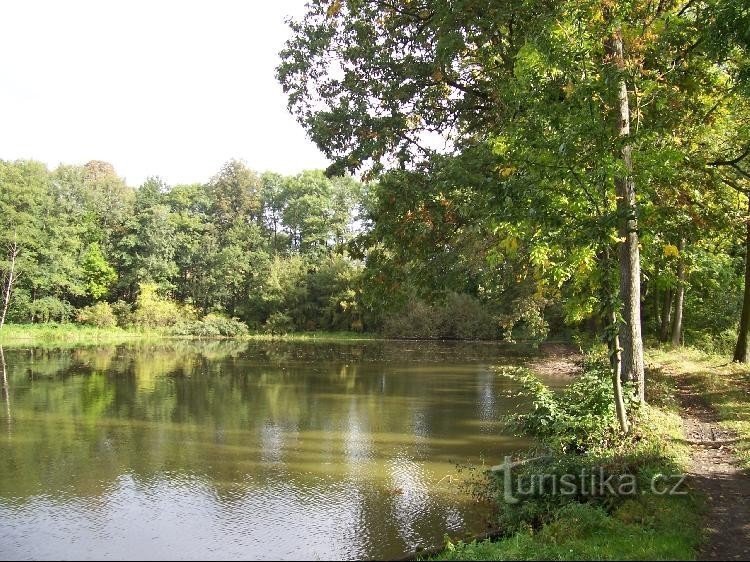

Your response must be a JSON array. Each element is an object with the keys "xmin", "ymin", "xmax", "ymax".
[
  {"xmin": 663, "ymin": 244, "xmax": 679, "ymax": 258},
  {"xmin": 327, "ymin": 0, "xmax": 341, "ymax": 18}
]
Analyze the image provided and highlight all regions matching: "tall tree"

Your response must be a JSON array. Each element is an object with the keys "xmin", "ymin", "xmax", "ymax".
[{"xmin": 278, "ymin": 0, "xmax": 719, "ymax": 406}]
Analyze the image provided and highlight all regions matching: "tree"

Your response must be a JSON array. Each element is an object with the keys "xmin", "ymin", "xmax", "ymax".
[
  {"xmin": 208, "ymin": 160, "xmax": 262, "ymax": 229},
  {"xmin": 0, "ymin": 160, "xmax": 49, "ymax": 325},
  {"xmin": 81, "ymin": 242, "xmax": 117, "ymax": 300},
  {"xmin": 279, "ymin": 0, "xmax": 726, "ymax": 415},
  {"xmin": 118, "ymin": 177, "xmax": 178, "ymax": 295}
]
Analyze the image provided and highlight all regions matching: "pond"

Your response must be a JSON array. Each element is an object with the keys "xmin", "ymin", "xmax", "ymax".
[{"xmin": 0, "ymin": 340, "xmax": 557, "ymax": 560}]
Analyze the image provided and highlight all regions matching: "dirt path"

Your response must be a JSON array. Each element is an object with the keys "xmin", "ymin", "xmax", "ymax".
[{"xmin": 672, "ymin": 376, "xmax": 750, "ymax": 560}]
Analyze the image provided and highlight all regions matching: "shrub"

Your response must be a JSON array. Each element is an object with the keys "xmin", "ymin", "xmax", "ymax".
[
  {"xmin": 382, "ymin": 298, "xmax": 441, "ymax": 338},
  {"xmin": 204, "ymin": 314, "xmax": 249, "ymax": 337},
  {"xmin": 174, "ymin": 320, "xmax": 221, "ymax": 337},
  {"xmin": 76, "ymin": 302, "xmax": 118, "ymax": 328},
  {"xmin": 27, "ymin": 297, "xmax": 75, "ymax": 323},
  {"xmin": 441, "ymin": 293, "xmax": 498, "ymax": 340},
  {"xmin": 684, "ymin": 328, "xmax": 737, "ymax": 356},
  {"xmin": 264, "ymin": 312, "xmax": 294, "ymax": 335},
  {"xmin": 129, "ymin": 283, "xmax": 192, "ymax": 328},
  {"xmin": 111, "ymin": 300, "xmax": 133, "ymax": 327},
  {"xmin": 381, "ymin": 293, "xmax": 500, "ymax": 340},
  {"xmin": 176, "ymin": 314, "xmax": 249, "ymax": 337},
  {"xmin": 501, "ymin": 352, "xmax": 639, "ymax": 454}
]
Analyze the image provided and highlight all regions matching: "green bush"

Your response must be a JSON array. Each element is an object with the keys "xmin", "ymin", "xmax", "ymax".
[
  {"xmin": 483, "ymin": 353, "xmax": 680, "ymax": 537},
  {"xmin": 204, "ymin": 313, "xmax": 249, "ymax": 336},
  {"xmin": 264, "ymin": 312, "xmax": 294, "ymax": 335},
  {"xmin": 382, "ymin": 298, "xmax": 441, "ymax": 338},
  {"xmin": 111, "ymin": 300, "xmax": 133, "ymax": 327},
  {"xmin": 129, "ymin": 283, "xmax": 193, "ymax": 328},
  {"xmin": 684, "ymin": 328, "xmax": 737, "ymax": 356},
  {"xmin": 27, "ymin": 297, "xmax": 74, "ymax": 323},
  {"xmin": 441, "ymin": 293, "xmax": 499, "ymax": 340},
  {"xmin": 501, "ymin": 352, "xmax": 639, "ymax": 454},
  {"xmin": 381, "ymin": 293, "xmax": 500, "ymax": 340},
  {"xmin": 175, "ymin": 314, "xmax": 249, "ymax": 338},
  {"xmin": 76, "ymin": 302, "xmax": 118, "ymax": 328}
]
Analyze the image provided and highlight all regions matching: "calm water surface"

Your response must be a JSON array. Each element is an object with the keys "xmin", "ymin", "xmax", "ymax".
[{"xmin": 0, "ymin": 340, "xmax": 554, "ymax": 560}]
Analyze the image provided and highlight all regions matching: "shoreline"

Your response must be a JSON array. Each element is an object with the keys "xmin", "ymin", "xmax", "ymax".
[{"xmin": 0, "ymin": 323, "xmax": 554, "ymax": 348}]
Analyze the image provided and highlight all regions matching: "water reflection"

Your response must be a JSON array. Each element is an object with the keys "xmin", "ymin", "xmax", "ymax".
[{"xmin": 0, "ymin": 340, "xmax": 542, "ymax": 560}]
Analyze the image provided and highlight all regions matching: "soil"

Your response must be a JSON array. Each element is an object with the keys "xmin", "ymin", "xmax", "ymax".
[
  {"xmin": 672, "ymin": 375, "xmax": 750, "ymax": 560},
  {"xmin": 525, "ymin": 342, "xmax": 583, "ymax": 377}
]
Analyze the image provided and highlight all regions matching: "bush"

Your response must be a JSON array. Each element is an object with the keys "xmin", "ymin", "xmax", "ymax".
[
  {"xmin": 264, "ymin": 312, "xmax": 294, "ymax": 335},
  {"xmin": 129, "ymin": 283, "xmax": 193, "ymax": 328},
  {"xmin": 382, "ymin": 293, "xmax": 500, "ymax": 340},
  {"xmin": 501, "ymin": 351, "xmax": 639, "ymax": 454},
  {"xmin": 203, "ymin": 314, "xmax": 249, "ymax": 337},
  {"xmin": 684, "ymin": 328, "xmax": 737, "ymax": 356},
  {"xmin": 76, "ymin": 302, "xmax": 118, "ymax": 328},
  {"xmin": 441, "ymin": 293, "xmax": 499, "ymax": 340},
  {"xmin": 111, "ymin": 300, "xmax": 133, "ymax": 327},
  {"xmin": 484, "ymin": 353, "xmax": 671, "ymax": 535},
  {"xmin": 175, "ymin": 314, "xmax": 249, "ymax": 338},
  {"xmin": 382, "ymin": 298, "xmax": 441, "ymax": 338},
  {"xmin": 28, "ymin": 297, "xmax": 75, "ymax": 323}
]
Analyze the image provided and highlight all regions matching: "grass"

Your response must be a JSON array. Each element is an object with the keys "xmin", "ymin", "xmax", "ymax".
[
  {"xmin": 244, "ymin": 330, "xmax": 381, "ymax": 342},
  {"xmin": 0, "ymin": 323, "xmax": 165, "ymax": 346},
  {"xmin": 0, "ymin": 323, "xmax": 382, "ymax": 347},
  {"xmin": 648, "ymin": 346, "xmax": 750, "ymax": 468},
  {"xmin": 428, "ymin": 352, "xmax": 707, "ymax": 561},
  {"xmin": 433, "ymin": 498, "xmax": 702, "ymax": 560}
]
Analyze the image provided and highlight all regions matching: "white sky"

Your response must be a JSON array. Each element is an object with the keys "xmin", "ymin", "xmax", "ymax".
[{"xmin": 0, "ymin": 0, "xmax": 329, "ymax": 186}]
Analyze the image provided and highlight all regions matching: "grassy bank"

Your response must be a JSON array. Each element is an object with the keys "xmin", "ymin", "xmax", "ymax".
[
  {"xmin": 0, "ymin": 323, "xmax": 381, "ymax": 347},
  {"xmin": 244, "ymin": 330, "xmax": 381, "ymax": 342},
  {"xmin": 429, "ymin": 351, "xmax": 706, "ymax": 561},
  {"xmin": 648, "ymin": 347, "xmax": 750, "ymax": 468},
  {"xmin": 0, "ymin": 323, "xmax": 165, "ymax": 346}
]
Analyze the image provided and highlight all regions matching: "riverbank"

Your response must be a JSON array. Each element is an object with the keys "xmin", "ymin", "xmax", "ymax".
[
  {"xmin": 0, "ymin": 323, "xmax": 382, "ymax": 347},
  {"xmin": 428, "ymin": 347, "xmax": 750, "ymax": 561}
]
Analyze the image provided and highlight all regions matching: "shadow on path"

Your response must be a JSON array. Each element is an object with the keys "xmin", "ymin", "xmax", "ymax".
[{"xmin": 672, "ymin": 375, "xmax": 750, "ymax": 560}]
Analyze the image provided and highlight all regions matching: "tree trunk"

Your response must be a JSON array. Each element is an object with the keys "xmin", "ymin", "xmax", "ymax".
[
  {"xmin": 0, "ymin": 236, "xmax": 20, "ymax": 330},
  {"xmin": 0, "ymin": 345, "xmax": 9, "ymax": 421},
  {"xmin": 601, "ymin": 248, "xmax": 630, "ymax": 434},
  {"xmin": 734, "ymin": 203, "xmax": 750, "ymax": 362},
  {"xmin": 660, "ymin": 287, "xmax": 674, "ymax": 342},
  {"xmin": 609, "ymin": 310, "xmax": 630, "ymax": 434},
  {"xmin": 671, "ymin": 238, "xmax": 686, "ymax": 347},
  {"xmin": 608, "ymin": 29, "xmax": 645, "ymax": 401}
]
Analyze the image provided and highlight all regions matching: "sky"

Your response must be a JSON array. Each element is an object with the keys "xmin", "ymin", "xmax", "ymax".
[{"xmin": 0, "ymin": 0, "xmax": 329, "ymax": 186}]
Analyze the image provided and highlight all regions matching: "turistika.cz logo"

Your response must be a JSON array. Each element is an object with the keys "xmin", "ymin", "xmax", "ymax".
[{"xmin": 497, "ymin": 456, "xmax": 689, "ymax": 504}]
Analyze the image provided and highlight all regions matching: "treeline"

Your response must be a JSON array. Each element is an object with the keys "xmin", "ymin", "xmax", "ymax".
[
  {"xmin": 0, "ymin": 159, "xmax": 370, "ymax": 334},
  {"xmin": 0, "ymin": 153, "xmax": 744, "ymax": 346},
  {"xmin": 1, "ymin": 157, "xmax": 562, "ymax": 339}
]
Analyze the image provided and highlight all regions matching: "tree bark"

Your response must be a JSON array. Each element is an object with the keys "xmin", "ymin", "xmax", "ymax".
[
  {"xmin": 734, "ymin": 202, "xmax": 750, "ymax": 362},
  {"xmin": 601, "ymin": 249, "xmax": 630, "ymax": 434},
  {"xmin": 0, "ymin": 235, "xmax": 20, "ymax": 330},
  {"xmin": 0, "ymin": 346, "xmax": 9, "ymax": 422},
  {"xmin": 607, "ymin": 29, "xmax": 645, "ymax": 401},
  {"xmin": 671, "ymin": 238, "xmax": 686, "ymax": 347},
  {"xmin": 608, "ymin": 308, "xmax": 630, "ymax": 434},
  {"xmin": 660, "ymin": 287, "xmax": 674, "ymax": 342}
]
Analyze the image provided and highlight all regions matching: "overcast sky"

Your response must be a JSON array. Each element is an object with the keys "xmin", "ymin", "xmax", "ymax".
[{"xmin": 0, "ymin": 0, "xmax": 329, "ymax": 186}]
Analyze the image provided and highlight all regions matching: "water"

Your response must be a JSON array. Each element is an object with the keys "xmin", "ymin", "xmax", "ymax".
[{"xmin": 0, "ymin": 340, "xmax": 552, "ymax": 560}]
